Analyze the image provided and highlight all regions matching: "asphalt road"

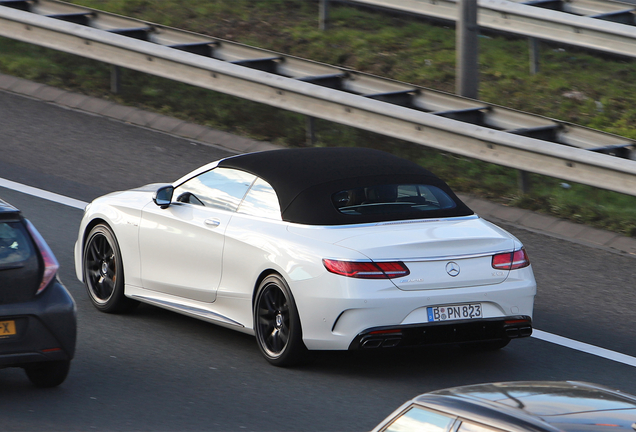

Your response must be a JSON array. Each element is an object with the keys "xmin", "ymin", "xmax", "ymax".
[{"xmin": 1, "ymin": 90, "xmax": 635, "ymax": 431}]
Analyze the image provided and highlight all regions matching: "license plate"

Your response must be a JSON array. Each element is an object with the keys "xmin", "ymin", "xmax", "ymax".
[
  {"xmin": 427, "ymin": 303, "xmax": 482, "ymax": 322},
  {"xmin": 0, "ymin": 320, "xmax": 16, "ymax": 337}
]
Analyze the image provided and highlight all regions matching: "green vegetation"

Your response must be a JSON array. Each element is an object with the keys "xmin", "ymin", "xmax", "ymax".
[{"xmin": 1, "ymin": 0, "xmax": 635, "ymax": 236}]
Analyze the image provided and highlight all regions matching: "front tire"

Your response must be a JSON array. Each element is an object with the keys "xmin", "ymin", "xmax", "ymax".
[
  {"xmin": 24, "ymin": 360, "xmax": 71, "ymax": 388},
  {"xmin": 83, "ymin": 224, "xmax": 138, "ymax": 313},
  {"xmin": 254, "ymin": 275, "xmax": 307, "ymax": 367}
]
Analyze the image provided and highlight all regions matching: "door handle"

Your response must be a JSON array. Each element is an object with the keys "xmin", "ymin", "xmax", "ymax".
[{"xmin": 204, "ymin": 218, "xmax": 221, "ymax": 228}]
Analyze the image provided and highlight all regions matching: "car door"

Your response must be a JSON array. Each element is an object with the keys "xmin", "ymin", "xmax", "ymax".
[{"xmin": 138, "ymin": 167, "xmax": 256, "ymax": 303}]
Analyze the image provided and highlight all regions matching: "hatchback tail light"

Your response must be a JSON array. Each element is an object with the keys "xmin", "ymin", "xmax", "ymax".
[
  {"xmin": 323, "ymin": 259, "xmax": 410, "ymax": 279},
  {"xmin": 492, "ymin": 248, "xmax": 530, "ymax": 270},
  {"xmin": 25, "ymin": 220, "xmax": 59, "ymax": 294}
]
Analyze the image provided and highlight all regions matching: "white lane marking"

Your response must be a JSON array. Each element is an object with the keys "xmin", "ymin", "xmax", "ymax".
[
  {"xmin": 0, "ymin": 177, "xmax": 87, "ymax": 210},
  {"xmin": 2, "ymin": 177, "xmax": 636, "ymax": 368},
  {"xmin": 532, "ymin": 330, "xmax": 636, "ymax": 367}
]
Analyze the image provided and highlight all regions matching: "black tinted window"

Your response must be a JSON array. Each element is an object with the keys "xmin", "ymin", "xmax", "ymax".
[
  {"xmin": 0, "ymin": 222, "xmax": 32, "ymax": 266},
  {"xmin": 333, "ymin": 184, "xmax": 457, "ymax": 217}
]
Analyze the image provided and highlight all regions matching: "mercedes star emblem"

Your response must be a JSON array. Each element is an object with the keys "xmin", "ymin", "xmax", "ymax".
[{"xmin": 446, "ymin": 262, "xmax": 460, "ymax": 277}]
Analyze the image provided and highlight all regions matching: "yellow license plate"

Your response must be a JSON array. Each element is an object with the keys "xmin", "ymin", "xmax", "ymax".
[{"xmin": 0, "ymin": 320, "xmax": 16, "ymax": 337}]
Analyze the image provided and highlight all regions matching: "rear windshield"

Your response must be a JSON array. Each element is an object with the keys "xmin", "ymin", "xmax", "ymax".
[
  {"xmin": 0, "ymin": 222, "xmax": 33, "ymax": 266},
  {"xmin": 333, "ymin": 184, "xmax": 457, "ymax": 217}
]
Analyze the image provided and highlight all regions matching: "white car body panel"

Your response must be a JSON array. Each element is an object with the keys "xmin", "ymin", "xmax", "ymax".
[
  {"xmin": 75, "ymin": 151, "xmax": 537, "ymax": 353},
  {"xmin": 138, "ymin": 201, "xmax": 232, "ymax": 303},
  {"xmin": 291, "ymin": 217, "xmax": 520, "ymax": 291}
]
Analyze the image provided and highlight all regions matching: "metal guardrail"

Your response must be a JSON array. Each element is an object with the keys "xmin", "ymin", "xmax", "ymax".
[
  {"xmin": 343, "ymin": 0, "xmax": 636, "ymax": 59},
  {"xmin": 0, "ymin": 0, "xmax": 635, "ymax": 196}
]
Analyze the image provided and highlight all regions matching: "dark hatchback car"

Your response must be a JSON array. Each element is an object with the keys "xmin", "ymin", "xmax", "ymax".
[
  {"xmin": 0, "ymin": 198, "xmax": 76, "ymax": 387},
  {"xmin": 372, "ymin": 381, "xmax": 636, "ymax": 432}
]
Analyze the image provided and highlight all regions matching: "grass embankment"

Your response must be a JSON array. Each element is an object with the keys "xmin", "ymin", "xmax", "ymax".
[{"xmin": 1, "ymin": 0, "xmax": 635, "ymax": 236}]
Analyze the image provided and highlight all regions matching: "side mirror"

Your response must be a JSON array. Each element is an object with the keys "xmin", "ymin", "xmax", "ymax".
[{"xmin": 153, "ymin": 185, "xmax": 174, "ymax": 209}]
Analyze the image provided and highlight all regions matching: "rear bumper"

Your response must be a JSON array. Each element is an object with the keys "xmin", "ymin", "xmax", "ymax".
[
  {"xmin": 0, "ymin": 278, "xmax": 77, "ymax": 368},
  {"xmin": 348, "ymin": 316, "xmax": 532, "ymax": 350}
]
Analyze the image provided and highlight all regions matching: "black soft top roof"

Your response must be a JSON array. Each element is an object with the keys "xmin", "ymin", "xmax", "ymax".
[{"xmin": 218, "ymin": 147, "xmax": 473, "ymax": 225}]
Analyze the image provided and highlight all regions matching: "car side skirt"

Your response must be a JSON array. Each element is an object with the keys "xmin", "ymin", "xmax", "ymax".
[{"xmin": 129, "ymin": 293, "xmax": 247, "ymax": 330}]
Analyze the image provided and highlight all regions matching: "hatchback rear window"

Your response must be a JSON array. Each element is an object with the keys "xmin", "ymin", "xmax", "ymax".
[
  {"xmin": 0, "ymin": 222, "xmax": 33, "ymax": 266},
  {"xmin": 332, "ymin": 184, "xmax": 457, "ymax": 217}
]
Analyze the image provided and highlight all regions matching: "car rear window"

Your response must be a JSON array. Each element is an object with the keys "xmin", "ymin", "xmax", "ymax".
[
  {"xmin": 332, "ymin": 184, "xmax": 457, "ymax": 217},
  {"xmin": 0, "ymin": 222, "xmax": 33, "ymax": 266}
]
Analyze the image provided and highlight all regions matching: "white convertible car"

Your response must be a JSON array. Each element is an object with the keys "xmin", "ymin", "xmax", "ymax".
[{"xmin": 74, "ymin": 147, "xmax": 536, "ymax": 366}]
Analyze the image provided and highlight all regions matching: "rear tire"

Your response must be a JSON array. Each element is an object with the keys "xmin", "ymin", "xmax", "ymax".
[
  {"xmin": 83, "ymin": 224, "xmax": 138, "ymax": 313},
  {"xmin": 24, "ymin": 360, "xmax": 71, "ymax": 388},
  {"xmin": 254, "ymin": 275, "xmax": 307, "ymax": 367}
]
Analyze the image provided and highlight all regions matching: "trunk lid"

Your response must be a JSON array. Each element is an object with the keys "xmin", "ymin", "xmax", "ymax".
[{"xmin": 333, "ymin": 217, "xmax": 515, "ymax": 290}]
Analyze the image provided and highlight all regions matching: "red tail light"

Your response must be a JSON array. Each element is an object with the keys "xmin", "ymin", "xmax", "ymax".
[
  {"xmin": 492, "ymin": 248, "xmax": 530, "ymax": 270},
  {"xmin": 323, "ymin": 259, "xmax": 410, "ymax": 279},
  {"xmin": 26, "ymin": 220, "xmax": 59, "ymax": 295}
]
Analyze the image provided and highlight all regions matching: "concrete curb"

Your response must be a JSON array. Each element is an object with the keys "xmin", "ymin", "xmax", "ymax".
[{"xmin": 2, "ymin": 73, "xmax": 635, "ymax": 257}]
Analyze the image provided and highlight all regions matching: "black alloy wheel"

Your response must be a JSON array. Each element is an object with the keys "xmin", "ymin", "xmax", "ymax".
[
  {"xmin": 254, "ymin": 275, "xmax": 307, "ymax": 367},
  {"xmin": 83, "ymin": 224, "xmax": 138, "ymax": 313}
]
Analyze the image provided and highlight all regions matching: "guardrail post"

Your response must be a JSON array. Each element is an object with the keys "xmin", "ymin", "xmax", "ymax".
[
  {"xmin": 306, "ymin": 116, "xmax": 317, "ymax": 146},
  {"xmin": 456, "ymin": 0, "xmax": 479, "ymax": 99},
  {"xmin": 518, "ymin": 170, "xmax": 531, "ymax": 194},
  {"xmin": 529, "ymin": 37, "xmax": 540, "ymax": 75},
  {"xmin": 522, "ymin": 40, "xmax": 540, "ymax": 189},
  {"xmin": 319, "ymin": 0, "xmax": 329, "ymax": 30},
  {"xmin": 110, "ymin": 65, "xmax": 121, "ymax": 94}
]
